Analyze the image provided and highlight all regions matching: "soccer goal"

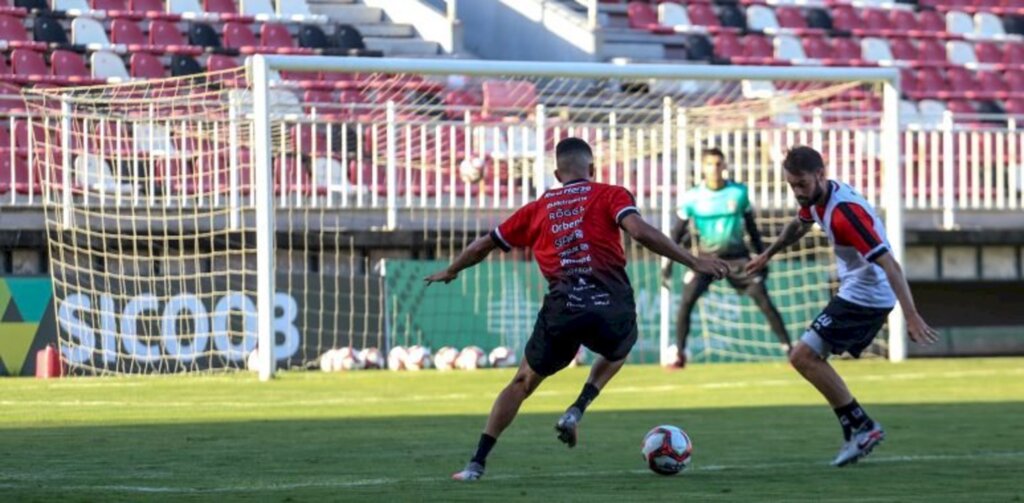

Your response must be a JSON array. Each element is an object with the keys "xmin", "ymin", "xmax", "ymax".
[{"xmin": 26, "ymin": 57, "xmax": 903, "ymax": 379}]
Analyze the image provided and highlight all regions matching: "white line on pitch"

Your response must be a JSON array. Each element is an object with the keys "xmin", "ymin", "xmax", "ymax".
[{"xmin": 1, "ymin": 451, "xmax": 1021, "ymax": 494}]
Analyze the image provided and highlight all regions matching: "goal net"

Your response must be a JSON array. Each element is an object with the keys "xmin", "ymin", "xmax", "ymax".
[{"xmin": 25, "ymin": 57, "xmax": 900, "ymax": 376}]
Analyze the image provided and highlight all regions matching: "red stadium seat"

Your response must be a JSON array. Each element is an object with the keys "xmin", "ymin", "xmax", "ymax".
[
  {"xmin": 859, "ymin": 9, "xmax": 895, "ymax": 36},
  {"xmin": 801, "ymin": 36, "xmax": 830, "ymax": 59},
  {"xmin": 260, "ymin": 23, "xmax": 315, "ymax": 54},
  {"xmin": 149, "ymin": 20, "xmax": 203, "ymax": 55},
  {"xmin": 917, "ymin": 39, "xmax": 947, "ymax": 63},
  {"xmin": 889, "ymin": 10, "xmax": 921, "ymax": 32},
  {"xmin": 1004, "ymin": 70, "xmax": 1024, "ymax": 93},
  {"xmin": 917, "ymin": 10, "xmax": 947, "ymax": 35},
  {"xmin": 912, "ymin": 67, "xmax": 948, "ymax": 99},
  {"xmin": 482, "ymin": 80, "xmax": 537, "ymax": 121},
  {"xmin": 51, "ymin": 50, "xmax": 100, "ymax": 84},
  {"xmin": 11, "ymin": 49, "xmax": 53, "ymax": 84},
  {"xmin": 129, "ymin": 52, "xmax": 166, "ymax": 78},
  {"xmin": 713, "ymin": 32, "xmax": 743, "ymax": 59},
  {"xmin": 775, "ymin": 7, "xmax": 806, "ymax": 29},
  {"xmin": 1003, "ymin": 99, "xmax": 1024, "ymax": 116},
  {"xmin": 627, "ymin": 1, "xmax": 674, "ymax": 34},
  {"xmin": 888, "ymin": 38, "xmax": 918, "ymax": 62},
  {"xmin": 1003, "ymin": 43, "xmax": 1024, "ymax": 67},
  {"xmin": 687, "ymin": 3, "xmax": 724, "ymax": 30},
  {"xmin": 977, "ymin": 70, "xmax": 1009, "ymax": 98},
  {"xmin": 975, "ymin": 42, "xmax": 1003, "ymax": 64},
  {"xmin": 829, "ymin": 5, "xmax": 859, "ymax": 32},
  {"xmin": 831, "ymin": 37, "xmax": 862, "ymax": 62},
  {"xmin": 0, "ymin": 14, "xmax": 45, "ymax": 50},
  {"xmin": 0, "ymin": 150, "xmax": 38, "ymax": 195},
  {"xmin": 945, "ymin": 66, "xmax": 979, "ymax": 98},
  {"xmin": 222, "ymin": 22, "xmax": 267, "ymax": 54}
]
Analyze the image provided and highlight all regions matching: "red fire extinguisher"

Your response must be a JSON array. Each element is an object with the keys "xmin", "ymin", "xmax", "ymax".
[{"xmin": 36, "ymin": 345, "xmax": 63, "ymax": 378}]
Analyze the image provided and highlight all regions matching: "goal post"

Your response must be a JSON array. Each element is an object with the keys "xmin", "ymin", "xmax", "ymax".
[
  {"xmin": 250, "ymin": 55, "xmax": 905, "ymax": 377},
  {"xmin": 26, "ymin": 56, "xmax": 903, "ymax": 379}
]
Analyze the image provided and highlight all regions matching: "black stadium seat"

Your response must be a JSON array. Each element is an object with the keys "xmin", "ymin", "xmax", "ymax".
[
  {"xmin": 188, "ymin": 22, "xmax": 222, "ymax": 49},
  {"xmin": 715, "ymin": 4, "xmax": 746, "ymax": 31},
  {"xmin": 33, "ymin": 15, "xmax": 69, "ymax": 47},
  {"xmin": 298, "ymin": 24, "xmax": 331, "ymax": 50},
  {"xmin": 334, "ymin": 25, "xmax": 366, "ymax": 50},
  {"xmin": 170, "ymin": 55, "xmax": 203, "ymax": 76},
  {"xmin": 805, "ymin": 8, "xmax": 833, "ymax": 31},
  {"xmin": 15, "ymin": 0, "xmax": 48, "ymax": 11},
  {"xmin": 684, "ymin": 34, "xmax": 714, "ymax": 62}
]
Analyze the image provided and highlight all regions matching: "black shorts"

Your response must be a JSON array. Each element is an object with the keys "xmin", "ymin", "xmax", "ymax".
[
  {"xmin": 687, "ymin": 257, "xmax": 764, "ymax": 293},
  {"xmin": 805, "ymin": 296, "xmax": 893, "ymax": 358},
  {"xmin": 525, "ymin": 293, "xmax": 638, "ymax": 376}
]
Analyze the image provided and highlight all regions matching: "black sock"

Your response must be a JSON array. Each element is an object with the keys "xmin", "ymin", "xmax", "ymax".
[
  {"xmin": 570, "ymin": 383, "xmax": 601, "ymax": 415},
  {"xmin": 834, "ymin": 399, "xmax": 872, "ymax": 440},
  {"xmin": 470, "ymin": 433, "xmax": 497, "ymax": 467}
]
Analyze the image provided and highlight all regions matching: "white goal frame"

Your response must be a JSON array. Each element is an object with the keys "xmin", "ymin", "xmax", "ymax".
[{"xmin": 250, "ymin": 55, "xmax": 904, "ymax": 380}]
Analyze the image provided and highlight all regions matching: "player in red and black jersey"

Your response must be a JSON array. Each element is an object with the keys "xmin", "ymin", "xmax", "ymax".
[{"xmin": 426, "ymin": 138, "xmax": 729, "ymax": 481}]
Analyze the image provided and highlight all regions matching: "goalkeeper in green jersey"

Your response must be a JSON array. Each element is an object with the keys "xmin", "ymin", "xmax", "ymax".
[{"xmin": 661, "ymin": 148, "xmax": 792, "ymax": 368}]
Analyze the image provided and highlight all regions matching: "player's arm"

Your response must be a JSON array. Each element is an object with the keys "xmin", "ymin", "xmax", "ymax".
[
  {"xmin": 424, "ymin": 234, "xmax": 498, "ymax": 285},
  {"xmin": 743, "ymin": 210, "xmax": 766, "ymax": 255},
  {"xmin": 746, "ymin": 216, "xmax": 813, "ymax": 275},
  {"xmin": 620, "ymin": 214, "xmax": 728, "ymax": 280},
  {"xmin": 874, "ymin": 253, "xmax": 939, "ymax": 345}
]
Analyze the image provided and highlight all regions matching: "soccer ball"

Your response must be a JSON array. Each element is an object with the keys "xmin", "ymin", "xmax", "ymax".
[
  {"xmin": 404, "ymin": 345, "xmax": 433, "ymax": 371},
  {"xmin": 434, "ymin": 346, "xmax": 459, "ymax": 371},
  {"xmin": 458, "ymin": 157, "xmax": 485, "ymax": 184},
  {"xmin": 245, "ymin": 348, "xmax": 262, "ymax": 372},
  {"xmin": 456, "ymin": 346, "xmax": 487, "ymax": 370},
  {"xmin": 660, "ymin": 344, "xmax": 691, "ymax": 367},
  {"xmin": 337, "ymin": 347, "xmax": 364, "ymax": 370},
  {"xmin": 387, "ymin": 346, "xmax": 407, "ymax": 371},
  {"xmin": 319, "ymin": 349, "xmax": 338, "ymax": 372},
  {"xmin": 360, "ymin": 347, "xmax": 383, "ymax": 369},
  {"xmin": 641, "ymin": 425, "xmax": 693, "ymax": 475},
  {"xmin": 488, "ymin": 346, "xmax": 517, "ymax": 368}
]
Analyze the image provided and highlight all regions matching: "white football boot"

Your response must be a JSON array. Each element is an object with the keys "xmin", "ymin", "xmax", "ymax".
[
  {"xmin": 833, "ymin": 421, "xmax": 886, "ymax": 467},
  {"xmin": 451, "ymin": 461, "xmax": 485, "ymax": 481}
]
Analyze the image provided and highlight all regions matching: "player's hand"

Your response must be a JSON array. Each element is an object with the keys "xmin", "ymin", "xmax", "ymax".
[
  {"xmin": 424, "ymin": 269, "xmax": 458, "ymax": 285},
  {"xmin": 693, "ymin": 257, "xmax": 729, "ymax": 280},
  {"xmin": 745, "ymin": 253, "xmax": 770, "ymax": 275},
  {"xmin": 906, "ymin": 313, "xmax": 939, "ymax": 345}
]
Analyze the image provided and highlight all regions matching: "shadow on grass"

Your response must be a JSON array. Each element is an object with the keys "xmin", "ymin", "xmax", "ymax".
[{"xmin": 1, "ymin": 402, "xmax": 1022, "ymax": 502}]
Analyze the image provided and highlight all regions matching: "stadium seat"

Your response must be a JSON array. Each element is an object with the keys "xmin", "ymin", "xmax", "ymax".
[
  {"xmin": 859, "ymin": 8, "xmax": 896, "ymax": 37},
  {"xmin": 977, "ymin": 70, "xmax": 1009, "ymax": 98},
  {"xmin": 946, "ymin": 11, "xmax": 975, "ymax": 37},
  {"xmin": 129, "ymin": 51, "xmax": 165, "ymax": 78},
  {"xmin": 260, "ymin": 23, "xmax": 315, "ymax": 54},
  {"xmin": 715, "ymin": 3, "xmax": 746, "ymax": 31},
  {"xmin": 334, "ymin": 25, "xmax": 366, "ymax": 50},
  {"xmin": 627, "ymin": 1, "xmax": 674, "ymax": 34},
  {"xmin": 1004, "ymin": 70, "xmax": 1024, "ymax": 93},
  {"xmin": 682, "ymin": 33, "xmax": 713, "ymax": 61},
  {"xmin": 829, "ymin": 5, "xmax": 859, "ymax": 32},
  {"xmin": 913, "ymin": 67, "xmax": 948, "ymax": 99},
  {"xmin": 11, "ymin": 49, "xmax": 53, "ymax": 83},
  {"xmin": 1002, "ymin": 98, "xmax": 1024, "ymax": 116},
  {"xmin": 831, "ymin": 37, "xmax": 863, "ymax": 63},
  {"xmin": 129, "ymin": 0, "xmax": 166, "ymax": 16},
  {"xmin": 90, "ymin": 50, "xmax": 130, "ymax": 81},
  {"xmin": 975, "ymin": 42, "xmax": 1003, "ymax": 64},
  {"xmin": 975, "ymin": 12, "xmax": 1009, "ymax": 39},
  {"xmin": 207, "ymin": 53, "xmax": 246, "ymax": 85},
  {"xmin": 804, "ymin": 7, "xmax": 832, "ymax": 30},
  {"xmin": 169, "ymin": 54, "xmax": 202, "ymax": 76},
  {"xmin": 946, "ymin": 66, "xmax": 980, "ymax": 98},
  {"xmin": 947, "ymin": 40, "xmax": 978, "ymax": 66},
  {"xmin": 775, "ymin": 34, "xmax": 813, "ymax": 62},
  {"xmin": 32, "ymin": 15, "xmax": 70, "ymax": 47},
  {"xmin": 745, "ymin": 5, "xmax": 779, "ymax": 32},
  {"xmin": 861, "ymin": 38, "xmax": 895, "ymax": 65},
  {"xmin": 92, "ymin": 0, "xmax": 129, "ymax": 12},
  {"xmin": 53, "ymin": 0, "xmax": 97, "ymax": 16},
  {"xmin": 1003, "ymin": 42, "xmax": 1024, "ymax": 66},
  {"xmin": 658, "ymin": 2, "xmax": 703, "ymax": 33},
  {"xmin": 0, "ymin": 150, "xmax": 38, "ymax": 195},
  {"xmin": 918, "ymin": 39, "xmax": 948, "ymax": 63},
  {"xmin": 72, "ymin": 17, "xmax": 116, "ymax": 51},
  {"xmin": 188, "ymin": 22, "xmax": 223, "ymax": 49},
  {"xmin": 169, "ymin": 0, "xmax": 219, "ymax": 21},
  {"xmin": 947, "ymin": 99, "xmax": 977, "ymax": 116},
  {"xmin": 713, "ymin": 31, "xmax": 743, "ymax": 59},
  {"xmin": 0, "ymin": 14, "xmax": 46, "ymax": 50},
  {"xmin": 687, "ymin": 3, "xmax": 732, "ymax": 33},
  {"xmin": 223, "ymin": 21, "xmax": 269, "ymax": 53},
  {"xmin": 150, "ymin": 20, "xmax": 204, "ymax": 54},
  {"xmin": 1004, "ymin": 15, "xmax": 1024, "ymax": 37},
  {"xmin": 51, "ymin": 50, "xmax": 100, "ymax": 84},
  {"xmin": 0, "ymin": 0, "xmax": 26, "ymax": 14},
  {"xmin": 14, "ymin": 0, "xmax": 46, "ymax": 12},
  {"xmin": 888, "ymin": 38, "xmax": 918, "ymax": 63}
]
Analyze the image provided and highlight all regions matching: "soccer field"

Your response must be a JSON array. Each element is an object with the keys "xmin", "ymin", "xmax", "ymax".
[{"xmin": 1, "ymin": 358, "xmax": 1021, "ymax": 502}]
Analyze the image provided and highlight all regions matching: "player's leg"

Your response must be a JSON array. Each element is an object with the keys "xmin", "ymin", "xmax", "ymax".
[
  {"xmin": 790, "ymin": 298, "xmax": 891, "ymax": 466},
  {"xmin": 556, "ymin": 312, "xmax": 638, "ymax": 446},
  {"xmin": 673, "ymin": 272, "xmax": 713, "ymax": 367},
  {"xmin": 453, "ymin": 358, "xmax": 548, "ymax": 481},
  {"xmin": 743, "ymin": 280, "xmax": 793, "ymax": 354}
]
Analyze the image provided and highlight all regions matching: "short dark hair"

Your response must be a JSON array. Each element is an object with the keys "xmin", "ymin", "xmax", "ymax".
[
  {"xmin": 783, "ymin": 146, "xmax": 824, "ymax": 174},
  {"xmin": 702, "ymin": 147, "xmax": 725, "ymax": 161},
  {"xmin": 555, "ymin": 137, "xmax": 593, "ymax": 174},
  {"xmin": 556, "ymin": 137, "xmax": 593, "ymax": 160}
]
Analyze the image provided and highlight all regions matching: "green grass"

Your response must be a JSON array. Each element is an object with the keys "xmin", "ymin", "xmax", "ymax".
[{"xmin": 1, "ymin": 358, "xmax": 1022, "ymax": 502}]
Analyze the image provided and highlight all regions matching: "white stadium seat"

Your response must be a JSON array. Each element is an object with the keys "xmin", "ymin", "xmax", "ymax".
[
  {"xmin": 946, "ymin": 40, "xmax": 978, "ymax": 66},
  {"xmin": 945, "ymin": 11, "xmax": 974, "ymax": 38},
  {"xmin": 91, "ymin": 51, "xmax": 130, "ymax": 82},
  {"xmin": 746, "ymin": 5, "xmax": 780, "ymax": 32},
  {"xmin": 861, "ymin": 37, "xmax": 895, "ymax": 64}
]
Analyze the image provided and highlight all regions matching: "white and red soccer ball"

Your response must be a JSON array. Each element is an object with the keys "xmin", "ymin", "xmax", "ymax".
[
  {"xmin": 360, "ymin": 347, "xmax": 384, "ymax": 369},
  {"xmin": 404, "ymin": 345, "xmax": 433, "ymax": 371},
  {"xmin": 641, "ymin": 425, "xmax": 693, "ymax": 475},
  {"xmin": 318, "ymin": 348, "xmax": 364, "ymax": 372},
  {"xmin": 456, "ymin": 346, "xmax": 487, "ymax": 370},
  {"xmin": 488, "ymin": 346, "xmax": 517, "ymax": 368},
  {"xmin": 434, "ymin": 346, "xmax": 459, "ymax": 371},
  {"xmin": 387, "ymin": 346, "xmax": 407, "ymax": 371}
]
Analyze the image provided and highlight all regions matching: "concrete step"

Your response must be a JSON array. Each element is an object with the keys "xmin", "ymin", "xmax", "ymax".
[
  {"xmin": 310, "ymin": 4, "xmax": 383, "ymax": 24},
  {"xmin": 353, "ymin": 23, "xmax": 415, "ymax": 38},
  {"xmin": 363, "ymin": 37, "xmax": 440, "ymax": 56}
]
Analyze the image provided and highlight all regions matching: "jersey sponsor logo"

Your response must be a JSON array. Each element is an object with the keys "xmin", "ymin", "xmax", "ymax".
[
  {"xmin": 547, "ymin": 206, "xmax": 585, "ymax": 221},
  {"xmin": 565, "ymin": 266, "xmax": 593, "ymax": 276},
  {"xmin": 557, "ymin": 243, "xmax": 589, "ymax": 257},
  {"xmin": 551, "ymin": 217, "xmax": 584, "ymax": 234},
  {"xmin": 545, "ymin": 196, "xmax": 587, "ymax": 209},
  {"xmin": 554, "ymin": 229, "xmax": 584, "ymax": 248},
  {"xmin": 545, "ymin": 185, "xmax": 592, "ymax": 198},
  {"xmin": 560, "ymin": 255, "xmax": 592, "ymax": 266}
]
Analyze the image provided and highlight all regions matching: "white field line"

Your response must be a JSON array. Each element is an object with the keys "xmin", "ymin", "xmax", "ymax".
[
  {"xmin": 0, "ymin": 451, "xmax": 1022, "ymax": 494},
  {"xmin": 0, "ymin": 367, "xmax": 1021, "ymax": 409}
]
